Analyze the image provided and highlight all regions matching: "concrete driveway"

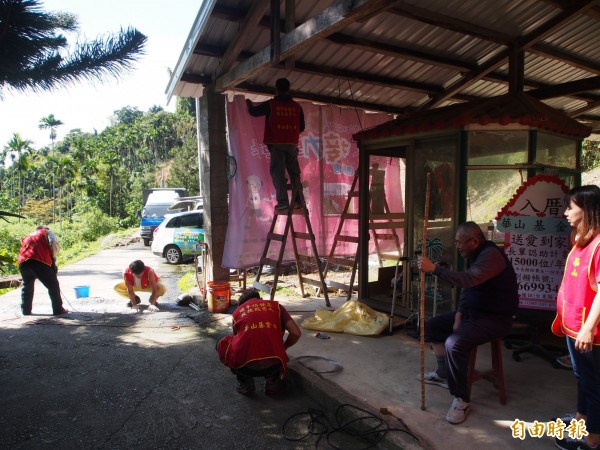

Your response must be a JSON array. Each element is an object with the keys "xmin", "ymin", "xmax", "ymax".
[{"xmin": 0, "ymin": 237, "xmax": 352, "ymax": 450}]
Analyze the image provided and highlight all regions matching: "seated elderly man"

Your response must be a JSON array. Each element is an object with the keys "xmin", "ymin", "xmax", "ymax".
[{"xmin": 417, "ymin": 221, "xmax": 518, "ymax": 424}]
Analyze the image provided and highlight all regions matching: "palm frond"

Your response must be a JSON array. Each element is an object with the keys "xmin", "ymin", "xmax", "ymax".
[
  {"xmin": 0, "ymin": 0, "xmax": 147, "ymax": 94},
  {"xmin": 0, "ymin": 210, "xmax": 25, "ymax": 222}
]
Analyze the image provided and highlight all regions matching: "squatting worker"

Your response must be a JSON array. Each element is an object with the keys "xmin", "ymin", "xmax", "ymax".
[
  {"xmin": 417, "ymin": 221, "xmax": 518, "ymax": 425},
  {"xmin": 18, "ymin": 225, "xmax": 68, "ymax": 316},
  {"xmin": 113, "ymin": 260, "xmax": 166, "ymax": 312},
  {"xmin": 246, "ymin": 77, "xmax": 305, "ymax": 211},
  {"xmin": 216, "ymin": 289, "xmax": 301, "ymax": 395}
]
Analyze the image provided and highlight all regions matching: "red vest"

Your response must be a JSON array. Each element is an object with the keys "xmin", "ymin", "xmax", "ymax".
[
  {"xmin": 552, "ymin": 235, "xmax": 600, "ymax": 345},
  {"xmin": 217, "ymin": 299, "xmax": 289, "ymax": 375},
  {"xmin": 263, "ymin": 99, "xmax": 302, "ymax": 145},
  {"xmin": 17, "ymin": 228, "xmax": 53, "ymax": 266},
  {"xmin": 124, "ymin": 266, "xmax": 157, "ymax": 288}
]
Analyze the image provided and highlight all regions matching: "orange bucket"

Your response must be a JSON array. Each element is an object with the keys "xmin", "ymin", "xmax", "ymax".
[{"xmin": 207, "ymin": 281, "xmax": 231, "ymax": 313}]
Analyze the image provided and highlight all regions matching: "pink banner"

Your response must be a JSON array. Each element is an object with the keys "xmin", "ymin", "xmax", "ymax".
[{"xmin": 223, "ymin": 95, "xmax": 394, "ymax": 269}]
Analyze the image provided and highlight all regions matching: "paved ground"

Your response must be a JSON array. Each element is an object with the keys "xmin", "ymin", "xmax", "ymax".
[
  {"xmin": 0, "ymin": 237, "xmax": 400, "ymax": 450},
  {"xmin": 2, "ymin": 232, "xmax": 573, "ymax": 450}
]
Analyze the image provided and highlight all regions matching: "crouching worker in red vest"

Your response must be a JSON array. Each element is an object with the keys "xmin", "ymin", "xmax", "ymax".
[
  {"xmin": 114, "ymin": 260, "xmax": 166, "ymax": 312},
  {"xmin": 217, "ymin": 289, "xmax": 301, "ymax": 395}
]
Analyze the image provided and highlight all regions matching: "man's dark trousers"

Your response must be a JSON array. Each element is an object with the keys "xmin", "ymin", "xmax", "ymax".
[
  {"xmin": 19, "ymin": 259, "xmax": 62, "ymax": 315},
  {"xmin": 425, "ymin": 312, "xmax": 513, "ymax": 401}
]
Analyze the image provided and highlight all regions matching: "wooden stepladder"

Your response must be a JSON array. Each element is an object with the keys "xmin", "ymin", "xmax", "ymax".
[
  {"xmin": 320, "ymin": 166, "xmax": 404, "ymax": 300},
  {"xmin": 253, "ymin": 184, "xmax": 330, "ymax": 307}
]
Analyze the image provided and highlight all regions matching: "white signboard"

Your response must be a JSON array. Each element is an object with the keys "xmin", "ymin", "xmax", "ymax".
[{"xmin": 496, "ymin": 176, "xmax": 571, "ymax": 310}]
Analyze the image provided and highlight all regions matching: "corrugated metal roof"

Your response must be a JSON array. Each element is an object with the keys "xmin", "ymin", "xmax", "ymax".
[{"xmin": 167, "ymin": 0, "xmax": 600, "ymax": 132}]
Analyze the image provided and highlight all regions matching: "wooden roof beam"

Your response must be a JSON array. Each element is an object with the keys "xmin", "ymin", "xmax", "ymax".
[
  {"xmin": 420, "ymin": 0, "xmax": 599, "ymax": 110},
  {"xmin": 211, "ymin": 5, "xmax": 478, "ymax": 72},
  {"xmin": 290, "ymin": 61, "xmax": 443, "ymax": 95},
  {"xmin": 516, "ymin": 0, "xmax": 599, "ymax": 49},
  {"xmin": 193, "ymin": 42, "xmax": 466, "ymax": 97},
  {"xmin": 529, "ymin": 44, "xmax": 600, "ymax": 75},
  {"xmin": 236, "ymin": 81, "xmax": 413, "ymax": 115},
  {"xmin": 326, "ymin": 33, "xmax": 475, "ymax": 72},
  {"xmin": 192, "ymin": 42, "xmax": 598, "ymax": 106},
  {"xmin": 570, "ymin": 100, "xmax": 600, "ymax": 118},
  {"xmin": 528, "ymin": 76, "xmax": 600, "ymax": 99},
  {"xmin": 390, "ymin": 2, "xmax": 600, "ymax": 78},
  {"xmin": 541, "ymin": 0, "xmax": 600, "ymax": 20},
  {"xmin": 389, "ymin": 3, "xmax": 513, "ymax": 45},
  {"xmin": 217, "ymin": 0, "xmax": 270, "ymax": 75},
  {"xmin": 210, "ymin": 4, "xmax": 600, "ymax": 87},
  {"xmin": 215, "ymin": 0, "xmax": 398, "ymax": 91}
]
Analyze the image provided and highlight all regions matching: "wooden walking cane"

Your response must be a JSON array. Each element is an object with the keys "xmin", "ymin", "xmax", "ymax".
[{"xmin": 420, "ymin": 173, "xmax": 432, "ymax": 411}]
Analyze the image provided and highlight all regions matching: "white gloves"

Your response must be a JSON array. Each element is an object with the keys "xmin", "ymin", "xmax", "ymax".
[{"xmin": 148, "ymin": 304, "xmax": 159, "ymax": 312}]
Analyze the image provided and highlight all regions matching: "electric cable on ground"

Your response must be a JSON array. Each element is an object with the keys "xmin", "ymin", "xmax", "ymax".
[{"xmin": 282, "ymin": 403, "xmax": 419, "ymax": 450}]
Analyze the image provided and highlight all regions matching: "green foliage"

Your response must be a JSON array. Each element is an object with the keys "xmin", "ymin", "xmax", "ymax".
[
  {"xmin": 170, "ymin": 133, "xmax": 200, "ymax": 195},
  {"xmin": 60, "ymin": 205, "xmax": 119, "ymax": 248},
  {"xmin": 20, "ymin": 198, "xmax": 54, "ymax": 224},
  {"xmin": 0, "ymin": 0, "xmax": 147, "ymax": 95},
  {"xmin": 580, "ymin": 140, "xmax": 600, "ymax": 172},
  {"xmin": 1, "ymin": 94, "xmax": 199, "ymax": 237},
  {"xmin": 0, "ymin": 219, "xmax": 34, "ymax": 275},
  {"xmin": 113, "ymin": 106, "xmax": 143, "ymax": 125},
  {"xmin": 176, "ymin": 97, "xmax": 196, "ymax": 118},
  {"xmin": 0, "ymin": 229, "xmax": 21, "ymax": 274},
  {"xmin": 177, "ymin": 269, "xmax": 197, "ymax": 292}
]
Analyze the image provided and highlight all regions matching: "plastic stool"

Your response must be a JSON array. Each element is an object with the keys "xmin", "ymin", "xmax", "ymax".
[{"xmin": 467, "ymin": 338, "xmax": 507, "ymax": 405}]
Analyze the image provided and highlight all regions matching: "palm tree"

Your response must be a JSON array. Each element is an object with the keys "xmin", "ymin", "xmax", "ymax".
[
  {"xmin": 4, "ymin": 132, "xmax": 32, "ymax": 158},
  {"xmin": 4, "ymin": 133, "xmax": 32, "ymax": 203},
  {"xmin": 0, "ymin": 0, "xmax": 147, "ymax": 95},
  {"xmin": 39, "ymin": 114, "xmax": 64, "ymax": 146}
]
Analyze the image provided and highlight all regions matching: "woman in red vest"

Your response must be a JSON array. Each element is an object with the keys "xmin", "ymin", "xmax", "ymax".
[
  {"xmin": 552, "ymin": 185, "xmax": 600, "ymax": 450},
  {"xmin": 18, "ymin": 225, "xmax": 67, "ymax": 316},
  {"xmin": 217, "ymin": 289, "xmax": 301, "ymax": 395}
]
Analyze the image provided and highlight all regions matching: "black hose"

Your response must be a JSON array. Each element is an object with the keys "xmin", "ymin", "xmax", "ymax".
[{"xmin": 282, "ymin": 403, "xmax": 419, "ymax": 449}]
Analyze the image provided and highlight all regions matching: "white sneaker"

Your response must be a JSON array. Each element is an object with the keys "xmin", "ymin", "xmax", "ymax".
[
  {"xmin": 417, "ymin": 371, "xmax": 449, "ymax": 389},
  {"xmin": 446, "ymin": 397, "xmax": 470, "ymax": 424}
]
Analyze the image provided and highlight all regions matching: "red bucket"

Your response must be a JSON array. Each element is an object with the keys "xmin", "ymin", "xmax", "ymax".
[{"xmin": 206, "ymin": 281, "xmax": 230, "ymax": 313}]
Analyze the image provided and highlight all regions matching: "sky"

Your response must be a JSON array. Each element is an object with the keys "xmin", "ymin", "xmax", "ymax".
[{"xmin": 0, "ymin": 0, "xmax": 201, "ymax": 148}]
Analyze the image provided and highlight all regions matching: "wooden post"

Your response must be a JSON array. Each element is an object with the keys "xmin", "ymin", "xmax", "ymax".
[{"xmin": 420, "ymin": 173, "xmax": 432, "ymax": 411}]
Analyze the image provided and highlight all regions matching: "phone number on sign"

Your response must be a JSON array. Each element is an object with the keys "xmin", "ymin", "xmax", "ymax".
[{"xmin": 518, "ymin": 282, "xmax": 558, "ymax": 293}]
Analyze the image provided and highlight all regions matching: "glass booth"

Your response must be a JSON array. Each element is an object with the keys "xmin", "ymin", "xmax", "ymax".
[{"xmin": 352, "ymin": 93, "xmax": 588, "ymax": 319}]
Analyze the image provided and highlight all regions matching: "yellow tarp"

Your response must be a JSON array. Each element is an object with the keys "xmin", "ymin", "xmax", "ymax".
[{"xmin": 301, "ymin": 300, "xmax": 389, "ymax": 336}]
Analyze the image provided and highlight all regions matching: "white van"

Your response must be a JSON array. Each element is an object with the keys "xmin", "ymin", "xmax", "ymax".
[
  {"xmin": 151, "ymin": 210, "xmax": 204, "ymax": 264},
  {"xmin": 140, "ymin": 190, "xmax": 185, "ymax": 246}
]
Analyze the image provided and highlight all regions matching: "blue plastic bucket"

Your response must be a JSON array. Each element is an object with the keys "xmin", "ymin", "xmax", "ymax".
[{"xmin": 74, "ymin": 285, "xmax": 90, "ymax": 299}]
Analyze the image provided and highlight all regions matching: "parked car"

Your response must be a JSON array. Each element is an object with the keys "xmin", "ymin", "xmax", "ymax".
[
  {"xmin": 151, "ymin": 210, "xmax": 204, "ymax": 264},
  {"xmin": 139, "ymin": 188, "xmax": 187, "ymax": 246}
]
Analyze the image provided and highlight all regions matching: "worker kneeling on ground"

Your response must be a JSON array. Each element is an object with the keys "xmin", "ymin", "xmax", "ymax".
[
  {"xmin": 216, "ymin": 289, "xmax": 301, "ymax": 395},
  {"xmin": 114, "ymin": 260, "xmax": 166, "ymax": 312}
]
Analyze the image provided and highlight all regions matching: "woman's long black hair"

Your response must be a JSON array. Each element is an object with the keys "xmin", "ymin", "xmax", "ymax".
[{"xmin": 565, "ymin": 185, "xmax": 600, "ymax": 247}]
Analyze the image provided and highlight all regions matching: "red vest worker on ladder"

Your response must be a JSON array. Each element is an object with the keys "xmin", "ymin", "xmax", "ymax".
[{"xmin": 246, "ymin": 78, "xmax": 305, "ymax": 211}]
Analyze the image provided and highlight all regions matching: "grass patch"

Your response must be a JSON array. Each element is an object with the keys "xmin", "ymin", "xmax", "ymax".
[
  {"xmin": 58, "ymin": 228, "xmax": 138, "ymax": 267},
  {"xmin": 178, "ymin": 269, "xmax": 198, "ymax": 293}
]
